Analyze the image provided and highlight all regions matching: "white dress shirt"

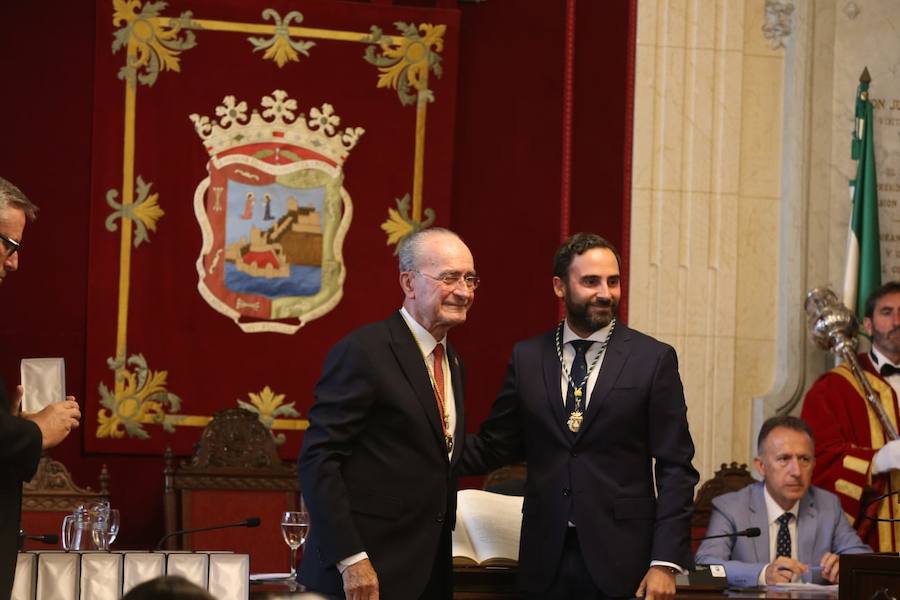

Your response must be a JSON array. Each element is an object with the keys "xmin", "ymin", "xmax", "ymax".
[
  {"xmin": 756, "ymin": 487, "xmax": 800, "ymax": 584},
  {"xmin": 558, "ymin": 320, "xmax": 613, "ymax": 406}
]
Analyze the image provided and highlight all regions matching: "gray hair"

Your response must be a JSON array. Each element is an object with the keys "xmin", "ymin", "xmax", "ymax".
[
  {"xmin": 397, "ymin": 227, "xmax": 460, "ymax": 272},
  {"xmin": 0, "ymin": 176, "xmax": 39, "ymax": 221}
]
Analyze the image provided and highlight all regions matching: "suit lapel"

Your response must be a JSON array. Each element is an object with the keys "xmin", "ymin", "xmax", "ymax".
[
  {"xmin": 797, "ymin": 492, "xmax": 817, "ymax": 565},
  {"xmin": 749, "ymin": 484, "xmax": 770, "ymax": 563},
  {"xmin": 540, "ymin": 331, "xmax": 570, "ymax": 439},
  {"xmin": 387, "ymin": 312, "xmax": 448, "ymax": 457},
  {"xmin": 577, "ymin": 323, "xmax": 630, "ymax": 438},
  {"xmin": 448, "ymin": 343, "xmax": 465, "ymax": 465}
]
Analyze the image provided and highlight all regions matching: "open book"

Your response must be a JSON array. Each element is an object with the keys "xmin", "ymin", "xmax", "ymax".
[{"xmin": 452, "ymin": 489, "xmax": 523, "ymax": 568}]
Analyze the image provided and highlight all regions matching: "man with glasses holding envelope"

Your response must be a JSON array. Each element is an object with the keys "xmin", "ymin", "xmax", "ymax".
[{"xmin": 0, "ymin": 176, "xmax": 82, "ymax": 599}]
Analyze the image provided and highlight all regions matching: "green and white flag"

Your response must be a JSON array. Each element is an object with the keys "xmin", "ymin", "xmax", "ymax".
[{"xmin": 843, "ymin": 67, "xmax": 881, "ymax": 320}]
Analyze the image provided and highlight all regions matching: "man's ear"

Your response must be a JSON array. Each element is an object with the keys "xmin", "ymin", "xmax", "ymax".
[
  {"xmin": 863, "ymin": 317, "xmax": 874, "ymax": 337},
  {"xmin": 753, "ymin": 456, "xmax": 765, "ymax": 479},
  {"xmin": 399, "ymin": 271, "xmax": 416, "ymax": 299},
  {"xmin": 552, "ymin": 276, "xmax": 566, "ymax": 299}
]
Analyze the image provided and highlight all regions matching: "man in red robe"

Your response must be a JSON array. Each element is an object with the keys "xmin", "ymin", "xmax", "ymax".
[{"xmin": 802, "ymin": 281, "xmax": 900, "ymax": 552}]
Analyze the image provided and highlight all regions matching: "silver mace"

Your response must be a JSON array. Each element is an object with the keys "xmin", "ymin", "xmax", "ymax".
[{"xmin": 805, "ymin": 287, "xmax": 898, "ymax": 441}]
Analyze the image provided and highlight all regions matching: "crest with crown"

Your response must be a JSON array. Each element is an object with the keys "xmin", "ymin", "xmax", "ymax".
[{"xmin": 189, "ymin": 90, "xmax": 364, "ymax": 165}]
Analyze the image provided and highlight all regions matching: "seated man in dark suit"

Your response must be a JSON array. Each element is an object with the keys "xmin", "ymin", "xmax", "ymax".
[{"xmin": 695, "ymin": 415, "xmax": 870, "ymax": 587}]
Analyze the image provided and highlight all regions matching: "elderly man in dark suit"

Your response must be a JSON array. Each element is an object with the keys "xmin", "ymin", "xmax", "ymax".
[
  {"xmin": 299, "ymin": 227, "xmax": 478, "ymax": 600},
  {"xmin": 463, "ymin": 232, "xmax": 699, "ymax": 600},
  {"xmin": 0, "ymin": 176, "xmax": 81, "ymax": 599}
]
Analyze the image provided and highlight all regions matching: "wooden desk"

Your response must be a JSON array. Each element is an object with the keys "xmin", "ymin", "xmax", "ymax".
[{"xmin": 250, "ymin": 571, "xmax": 838, "ymax": 599}]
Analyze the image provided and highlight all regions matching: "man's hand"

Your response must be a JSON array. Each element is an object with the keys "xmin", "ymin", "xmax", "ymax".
[
  {"xmin": 820, "ymin": 552, "xmax": 840, "ymax": 583},
  {"xmin": 764, "ymin": 556, "xmax": 808, "ymax": 584},
  {"xmin": 635, "ymin": 565, "xmax": 675, "ymax": 600},
  {"xmin": 341, "ymin": 558, "xmax": 379, "ymax": 600},
  {"xmin": 24, "ymin": 396, "xmax": 81, "ymax": 449}
]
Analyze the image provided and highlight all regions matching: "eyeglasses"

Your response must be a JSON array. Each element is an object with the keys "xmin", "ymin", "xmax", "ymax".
[
  {"xmin": 0, "ymin": 233, "xmax": 20, "ymax": 257},
  {"xmin": 414, "ymin": 270, "xmax": 481, "ymax": 290}
]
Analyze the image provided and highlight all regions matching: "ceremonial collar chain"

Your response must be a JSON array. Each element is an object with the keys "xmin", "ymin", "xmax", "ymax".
[
  {"xmin": 555, "ymin": 318, "xmax": 616, "ymax": 392},
  {"xmin": 408, "ymin": 329, "xmax": 453, "ymax": 453},
  {"xmin": 555, "ymin": 318, "xmax": 616, "ymax": 433}
]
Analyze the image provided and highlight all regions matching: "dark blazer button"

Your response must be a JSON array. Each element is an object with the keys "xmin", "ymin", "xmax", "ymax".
[
  {"xmin": 570, "ymin": 450, "xmax": 578, "ymax": 457},
  {"xmin": 562, "ymin": 488, "xmax": 571, "ymax": 496},
  {"xmin": 436, "ymin": 512, "xmax": 445, "ymax": 523}
]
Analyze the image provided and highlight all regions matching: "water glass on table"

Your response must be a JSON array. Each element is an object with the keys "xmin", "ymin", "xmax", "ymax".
[{"xmin": 281, "ymin": 511, "xmax": 310, "ymax": 579}]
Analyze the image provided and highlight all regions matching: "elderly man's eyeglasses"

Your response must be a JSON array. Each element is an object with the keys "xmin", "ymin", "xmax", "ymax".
[
  {"xmin": 0, "ymin": 234, "xmax": 20, "ymax": 257},
  {"xmin": 415, "ymin": 270, "xmax": 480, "ymax": 290}
]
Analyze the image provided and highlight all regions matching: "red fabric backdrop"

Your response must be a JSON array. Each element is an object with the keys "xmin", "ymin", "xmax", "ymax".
[{"xmin": 0, "ymin": 0, "xmax": 632, "ymax": 549}]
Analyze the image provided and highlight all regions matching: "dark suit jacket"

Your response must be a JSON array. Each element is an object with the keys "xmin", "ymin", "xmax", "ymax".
[
  {"xmin": 298, "ymin": 311, "xmax": 466, "ymax": 599},
  {"xmin": 0, "ymin": 378, "xmax": 43, "ymax": 599},
  {"xmin": 462, "ymin": 323, "xmax": 699, "ymax": 597},
  {"xmin": 695, "ymin": 482, "xmax": 871, "ymax": 587}
]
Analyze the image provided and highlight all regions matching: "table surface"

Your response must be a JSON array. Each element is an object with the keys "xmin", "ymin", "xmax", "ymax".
[{"xmin": 249, "ymin": 579, "xmax": 839, "ymax": 600}]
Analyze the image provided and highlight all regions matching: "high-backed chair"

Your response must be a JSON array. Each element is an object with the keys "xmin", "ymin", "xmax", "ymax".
[
  {"xmin": 691, "ymin": 462, "xmax": 755, "ymax": 552},
  {"xmin": 163, "ymin": 407, "xmax": 299, "ymax": 573},
  {"xmin": 20, "ymin": 455, "xmax": 110, "ymax": 550}
]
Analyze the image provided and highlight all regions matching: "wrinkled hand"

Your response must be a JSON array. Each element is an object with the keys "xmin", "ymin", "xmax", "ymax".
[
  {"xmin": 342, "ymin": 558, "xmax": 379, "ymax": 600},
  {"xmin": 820, "ymin": 552, "xmax": 840, "ymax": 583},
  {"xmin": 25, "ymin": 397, "xmax": 81, "ymax": 449},
  {"xmin": 764, "ymin": 556, "xmax": 808, "ymax": 584},
  {"xmin": 635, "ymin": 566, "xmax": 675, "ymax": 600}
]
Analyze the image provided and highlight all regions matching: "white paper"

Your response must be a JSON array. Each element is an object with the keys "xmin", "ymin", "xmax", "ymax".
[
  {"xmin": 209, "ymin": 554, "xmax": 250, "ymax": 600},
  {"xmin": 35, "ymin": 551, "xmax": 79, "ymax": 600},
  {"xmin": 12, "ymin": 553, "xmax": 36, "ymax": 600},
  {"xmin": 20, "ymin": 358, "xmax": 65, "ymax": 413},
  {"xmin": 80, "ymin": 552, "xmax": 123, "ymax": 600},
  {"xmin": 123, "ymin": 552, "xmax": 165, "ymax": 594},
  {"xmin": 166, "ymin": 552, "xmax": 209, "ymax": 590}
]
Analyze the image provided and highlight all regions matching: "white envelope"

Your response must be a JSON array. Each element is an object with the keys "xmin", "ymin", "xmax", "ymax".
[{"xmin": 20, "ymin": 358, "xmax": 65, "ymax": 413}]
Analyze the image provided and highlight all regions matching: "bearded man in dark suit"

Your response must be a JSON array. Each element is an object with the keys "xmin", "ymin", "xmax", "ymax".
[
  {"xmin": 463, "ymin": 232, "xmax": 699, "ymax": 600},
  {"xmin": 299, "ymin": 227, "xmax": 478, "ymax": 600}
]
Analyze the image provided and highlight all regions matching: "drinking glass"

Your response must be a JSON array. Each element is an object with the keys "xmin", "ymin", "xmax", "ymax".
[
  {"xmin": 91, "ymin": 508, "xmax": 120, "ymax": 551},
  {"xmin": 280, "ymin": 511, "xmax": 310, "ymax": 579}
]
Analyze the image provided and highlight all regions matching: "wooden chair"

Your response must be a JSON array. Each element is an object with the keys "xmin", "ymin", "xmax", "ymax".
[
  {"xmin": 691, "ymin": 461, "xmax": 755, "ymax": 552},
  {"xmin": 163, "ymin": 407, "xmax": 299, "ymax": 573},
  {"xmin": 482, "ymin": 462, "xmax": 527, "ymax": 496},
  {"xmin": 20, "ymin": 455, "xmax": 110, "ymax": 550}
]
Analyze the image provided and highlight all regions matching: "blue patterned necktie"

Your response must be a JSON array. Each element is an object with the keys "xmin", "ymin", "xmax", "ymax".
[
  {"xmin": 776, "ymin": 512, "xmax": 793, "ymax": 558},
  {"xmin": 565, "ymin": 340, "xmax": 594, "ymax": 426}
]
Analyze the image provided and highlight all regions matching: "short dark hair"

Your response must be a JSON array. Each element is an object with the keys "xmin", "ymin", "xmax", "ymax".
[
  {"xmin": 552, "ymin": 232, "xmax": 622, "ymax": 279},
  {"xmin": 864, "ymin": 281, "xmax": 900, "ymax": 319},
  {"xmin": 757, "ymin": 415, "xmax": 814, "ymax": 455}
]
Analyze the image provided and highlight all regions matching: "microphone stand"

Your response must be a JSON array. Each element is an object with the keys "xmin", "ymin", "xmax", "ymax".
[{"xmin": 156, "ymin": 517, "xmax": 261, "ymax": 551}]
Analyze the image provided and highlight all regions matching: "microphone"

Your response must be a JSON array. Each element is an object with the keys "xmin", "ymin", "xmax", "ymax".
[
  {"xmin": 156, "ymin": 517, "xmax": 261, "ymax": 550},
  {"xmin": 692, "ymin": 527, "xmax": 760, "ymax": 542},
  {"xmin": 18, "ymin": 530, "xmax": 60, "ymax": 550}
]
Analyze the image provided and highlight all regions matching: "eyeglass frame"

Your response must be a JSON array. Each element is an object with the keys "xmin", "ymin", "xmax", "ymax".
[
  {"xmin": 0, "ymin": 233, "xmax": 20, "ymax": 257},
  {"xmin": 412, "ymin": 269, "xmax": 480, "ymax": 290}
]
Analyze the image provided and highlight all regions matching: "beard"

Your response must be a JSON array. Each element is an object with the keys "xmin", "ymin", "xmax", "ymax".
[
  {"xmin": 873, "ymin": 325, "xmax": 900, "ymax": 358},
  {"xmin": 564, "ymin": 290, "xmax": 619, "ymax": 334}
]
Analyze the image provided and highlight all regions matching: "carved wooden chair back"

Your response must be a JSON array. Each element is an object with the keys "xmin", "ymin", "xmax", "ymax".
[
  {"xmin": 20, "ymin": 456, "xmax": 110, "ymax": 550},
  {"xmin": 163, "ymin": 407, "xmax": 299, "ymax": 573},
  {"xmin": 691, "ymin": 461, "xmax": 756, "ymax": 552}
]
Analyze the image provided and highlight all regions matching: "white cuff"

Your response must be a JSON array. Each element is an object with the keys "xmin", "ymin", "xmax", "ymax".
[
  {"xmin": 873, "ymin": 442, "xmax": 900, "ymax": 474},
  {"xmin": 337, "ymin": 552, "xmax": 368, "ymax": 574},
  {"xmin": 758, "ymin": 563, "xmax": 769, "ymax": 585},
  {"xmin": 650, "ymin": 560, "xmax": 684, "ymax": 575}
]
